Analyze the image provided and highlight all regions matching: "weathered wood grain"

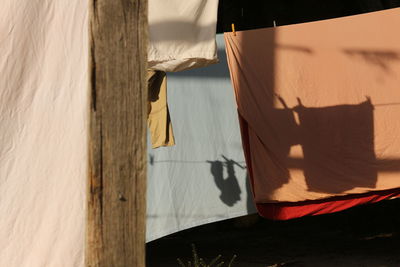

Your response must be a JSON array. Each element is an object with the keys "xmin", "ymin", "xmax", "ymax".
[{"xmin": 87, "ymin": 0, "xmax": 147, "ymax": 266}]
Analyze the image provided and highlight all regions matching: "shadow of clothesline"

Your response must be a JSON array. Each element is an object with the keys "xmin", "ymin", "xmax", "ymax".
[
  {"xmin": 343, "ymin": 49, "xmax": 400, "ymax": 73},
  {"xmin": 149, "ymin": 154, "xmax": 256, "ymax": 212},
  {"xmin": 148, "ymin": 155, "xmax": 245, "ymax": 166}
]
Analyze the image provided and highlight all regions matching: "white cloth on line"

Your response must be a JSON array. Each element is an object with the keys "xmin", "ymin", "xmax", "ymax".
[
  {"xmin": 0, "ymin": 1, "xmax": 253, "ymax": 264},
  {"xmin": 148, "ymin": 0, "xmax": 219, "ymax": 72}
]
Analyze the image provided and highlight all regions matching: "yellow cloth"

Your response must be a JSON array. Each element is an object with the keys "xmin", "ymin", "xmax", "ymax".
[{"xmin": 147, "ymin": 70, "xmax": 175, "ymax": 148}]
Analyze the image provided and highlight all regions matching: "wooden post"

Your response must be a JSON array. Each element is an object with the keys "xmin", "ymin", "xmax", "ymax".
[{"xmin": 86, "ymin": 0, "xmax": 147, "ymax": 266}]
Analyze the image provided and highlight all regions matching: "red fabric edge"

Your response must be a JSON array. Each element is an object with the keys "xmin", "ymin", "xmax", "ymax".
[
  {"xmin": 237, "ymin": 112, "xmax": 400, "ymax": 220},
  {"xmin": 256, "ymin": 188, "xmax": 400, "ymax": 220}
]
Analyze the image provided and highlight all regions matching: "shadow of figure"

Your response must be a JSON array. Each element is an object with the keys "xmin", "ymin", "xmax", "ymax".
[
  {"xmin": 227, "ymin": 26, "xmax": 384, "ymax": 203},
  {"xmin": 231, "ymin": 26, "xmax": 400, "ymax": 204},
  {"xmin": 293, "ymin": 97, "xmax": 377, "ymax": 193},
  {"xmin": 207, "ymin": 156, "xmax": 246, "ymax": 207}
]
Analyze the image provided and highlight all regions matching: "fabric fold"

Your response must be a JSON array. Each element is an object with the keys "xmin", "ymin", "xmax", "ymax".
[
  {"xmin": 148, "ymin": 70, "xmax": 175, "ymax": 148},
  {"xmin": 148, "ymin": 0, "xmax": 219, "ymax": 72},
  {"xmin": 224, "ymin": 8, "xmax": 400, "ymax": 218}
]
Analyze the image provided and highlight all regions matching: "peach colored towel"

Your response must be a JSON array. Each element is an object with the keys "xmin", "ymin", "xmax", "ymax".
[{"xmin": 225, "ymin": 9, "xmax": 400, "ymax": 203}]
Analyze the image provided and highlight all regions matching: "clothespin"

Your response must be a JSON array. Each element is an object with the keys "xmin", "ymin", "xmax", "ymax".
[{"xmin": 231, "ymin": 23, "xmax": 236, "ymax": 36}]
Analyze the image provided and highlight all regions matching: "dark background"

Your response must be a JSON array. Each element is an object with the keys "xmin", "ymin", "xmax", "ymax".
[{"xmin": 217, "ymin": 0, "xmax": 400, "ymax": 32}]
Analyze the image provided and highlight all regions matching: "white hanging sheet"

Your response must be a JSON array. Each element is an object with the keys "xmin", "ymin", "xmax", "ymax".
[
  {"xmin": 147, "ymin": 35, "xmax": 255, "ymax": 242},
  {"xmin": 0, "ymin": 1, "xmax": 253, "ymax": 264},
  {"xmin": 0, "ymin": 1, "xmax": 88, "ymax": 266}
]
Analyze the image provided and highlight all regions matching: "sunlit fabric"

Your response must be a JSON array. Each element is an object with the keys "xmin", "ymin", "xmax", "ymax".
[
  {"xmin": 146, "ymin": 35, "xmax": 256, "ymax": 241},
  {"xmin": 147, "ymin": 70, "xmax": 175, "ymax": 148},
  {"xmin": 225, "ymin": 9, "xmax": 400, "ymax": 218},
  {"xmin": 148, "ymin": 0, "xmax": 219, "ymax": 72},
  {"xmin": 0, "ymin": 1, "xmax": 87, "ymax": 266}
]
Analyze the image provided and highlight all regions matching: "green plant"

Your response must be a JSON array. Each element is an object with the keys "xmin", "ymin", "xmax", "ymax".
[{"xmin": 177, "ymin": 244, "xmax": 237, "ymax": 267}]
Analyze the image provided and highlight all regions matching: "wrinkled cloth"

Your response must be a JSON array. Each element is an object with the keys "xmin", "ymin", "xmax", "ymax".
[
  {"xmin": 225, "ymin": 8, "xmax": 400, "ymax": 204},
  {"xmin": 0, "ymin": 6, "xmax": 253, "ymax": 264},
  {"xmin": 148, "ymin": 0, "xmax": 219, "ymax": 72},
  {"xmin": 0, "ymin": 1, "xmax": 88, "ymax": 266},
  {"xmin": 146, "ymin": 35, "xmax": 256, "ymax": 242},
  {"xmin": 148, "ymin": 70, "xmax": 175, "ymax": 148}
]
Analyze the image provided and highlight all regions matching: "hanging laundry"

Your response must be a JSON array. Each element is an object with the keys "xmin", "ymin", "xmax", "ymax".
[
  {"xmin": 148, "ymin": 70, "xmax": 175, "ymax": 148},
  {"xmin": 224, "ymin": 8, "xmax": 400, "ymax": 219},
  {"xmin": 148, "ymin": 0, "xmax": 219, "ymax": 72}
]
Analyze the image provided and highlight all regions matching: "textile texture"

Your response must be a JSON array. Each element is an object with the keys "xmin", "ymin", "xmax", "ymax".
[
  {"xmin": 146, "ymin": 35, "xmax": 256, "ymax": 242},
  {"xmin": 147, "ymin": 70, "xmax": 175, "ymax": 148},
  {"xmin": 0, "ymin": 4, "xmax": 253, "ymax": 263},
  {"xmin": 148, "ymin": 0, "xmax": 219, "ymax": 71},
  {"xmin": 224, "ymin": 9, "xmax": 400, "ymax": 215},
  {"xmin": 0, "ymin": 1, "xmax": 88, "ymax": 266}
]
